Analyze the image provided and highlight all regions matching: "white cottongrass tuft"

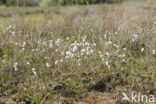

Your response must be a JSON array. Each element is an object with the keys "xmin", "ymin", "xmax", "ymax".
[
  {"xmin": 152, "ymin": 50, "xmax": 156, "ymax": 55},
  {"xmin": 32, "ymin": 68, "xmax": 37, "ymax": 76},
  {"xmin": 27, "ymin": 62, "xmax": 30, "ymax": 65},
  {"xmin": 141, "ymin": 48, "xmax": 144, "ymax": 52},
  {"xmin": 14, "ymin": 62, "xmax": 18, "ymax": 71},
  {"xmin": 132, "ymin": 34, "xmax": 138, "ymax": 42},
  {"xmin": 105, "ymin": 52, "xmax": 110, "ymax": 56},
  {"xmin": 55, "ymin": 60, "xmax": 59, "ymax": 65},
  {"xmin": 55, "ymin": 39, "xmax": 61, "ymax": 45},
  {"xmin": 105, "ymin": 41, "xmax": 112, "ymax": 46},
  {"xmin": 73, "ymin": 45, "xmax": 78, "ymax": 52},
  {"xmin": 46, "ymin": 63, "xmax": 50, "ymax": 68}
]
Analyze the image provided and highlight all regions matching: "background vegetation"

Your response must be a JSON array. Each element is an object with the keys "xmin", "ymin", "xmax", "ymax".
[
  {"xmin": 0, "ymin": 0, "xmax": 125, "ymax": 7},
  {"xmin": 0, "ymin": 0, "xmax": 156, "ymax": 104}
]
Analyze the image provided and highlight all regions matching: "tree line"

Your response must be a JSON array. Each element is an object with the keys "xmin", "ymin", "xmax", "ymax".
[{"xmin": 0, "ymin": 0, "xmax": 125, "ymax": 7}]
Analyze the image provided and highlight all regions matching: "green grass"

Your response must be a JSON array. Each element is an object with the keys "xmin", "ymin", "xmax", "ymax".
[{"xmin": 0, "ymin": 1, "xmax": 156, "ymax": 104}]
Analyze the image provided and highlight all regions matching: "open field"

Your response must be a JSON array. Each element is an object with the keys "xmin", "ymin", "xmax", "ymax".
[{"xmin": 0, "ymin": 1, "xmax": 156, "ymax": 104}]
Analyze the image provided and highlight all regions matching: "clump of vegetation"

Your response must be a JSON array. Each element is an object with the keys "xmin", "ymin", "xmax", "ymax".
[
  {"xmin": 0, "ymin": 0, "xmax": 125, "ymax": 7},
  {"xmin": 0, "ymin": 1, "xmax": 156, "ymax": 104}
]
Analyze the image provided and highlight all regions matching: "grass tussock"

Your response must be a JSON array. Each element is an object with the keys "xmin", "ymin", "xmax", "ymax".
[{"xmin": 0, "ymin": 2, "xmax": 156, "ymax": 104}]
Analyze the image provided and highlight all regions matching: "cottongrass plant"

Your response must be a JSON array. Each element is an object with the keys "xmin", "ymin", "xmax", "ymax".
[{"xmin": 0, "ymin": 1, "xmax": 156, "ymax": 103}]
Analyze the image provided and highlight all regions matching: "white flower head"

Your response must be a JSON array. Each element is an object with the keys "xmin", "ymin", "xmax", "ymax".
[
  {"xmin": 98, "ymin": 51, "xmax": 102, "ymax": 54},
  {"xmin": 14, "ymin": 62, "xmax": 18, "ymax": 67},
  {"xmin": 152, "ymin": 50, "xmax": 156, "ymax": 55},
  {"xmin": 104, "ymin": 33, "xmax": 107, "ymax": 39},
  {"xmin": 20, "ymin": 48, "xmax": 25, "ymax": 53},
  {"xmin": 32, "ymin": 68, "xmax": 37, "ymax": 76},
  {"xmin": 32, "ymin": 68, "xmax": 36, "ymax": 71},
  {"xmin": 106, "ymin": 61, "xmax": 109, "ymax": 66},
  {"xmin": 81, "ymin": 52, "xmax": 84, "ymax": 56},
  {"xmin": 105, "ymin": 52, "xmax": 110, "ymax": 56},
  {"xmin": 100, "ymin": 55, "xmax": 103, "ymax": 58},
  {"xmin": 105, "ymin": 41, "xmax": 112, "ymax": 46},
  {"xmin": 46, "ymin": 63, "xmax": 50, "ymax": 68},
  {"xmin": 66, "ymin": 51, "xmax": 72, "ymax": 56},
  {"xmin": 123, "ymin": 59, "xmax": 126, "ymax": 62},
  {"xmin": 113, "ymin": 44, "xmax": 119, "ymax": 48},
  {"xmin": 55, "ymin": 49, "xmax": 58, "ymax": 52},
  {"xmin": 123, "ymin": 48, "xmax": 127, "ymax": 51},
  {"xmin": 22, "ymin": 42, "xmax": 26, "ymax": 47},
  {"xmin": 27, "ymin": 62, "xmax": 30, "ymax": 65},
  {"xmin": 66, "ymin": 37, "xmax": 69, "ymax": 40},
  {"xmin": 90, "ymin": 50, "xmax": 94, "ymax": 54},
  {"xmin": 13, "ymin": 62, "xmax": 18, "ymax": 71},
  {"xmin": 73, "ymin": 45, "xmax": 78, "ymax": 52},
  {"xmin": 132, "ymin": 34, "xmax": 138, "ymax": 42},
  {"xmin": 55, "ymin": 60, "xmax": 59, "ymax": 65},
  {"xmin": 6, "ymin": 25, "xmax": 13, "ymax": 30},
  {"xmin": 55, "ymin": 39, "xmax": 61, "ymax": 45},
  {"xmin": 61, "ymin": 52, "xmax": 64, "ymax": 56},
  {"xmin": 93, "ymin": 43, "xmax": 96, "ymax": 46},
  {"xmin": 141, "ymin": 48, "xmax": 144, "ymax": 52},
  {"xmin": 12, "ymin": 32, "xmax": 16, "ymax": 36},
  {"xmin": 49, "ymin": 40, "xmax": 53, "ymax": 43},
  {"xmin": 60, "ymin": 59, "xmax": 63, "ymax": 63},
  {"xmin": 49, "ymin": 43, "xmax": 53, "ymax": 48},
  {"xmin": 14, "ymin": 67, "xmax": 18, "ymax": 71},
  {"xmin": 81, "ymin": 49, "xmax": 85, "ymax": 53},
  {"xmin": 44, "ymin": 57, "xmax": 49, "ymax": 60},
  {"xmin": 115, "ymin": 32, "xmax": 118, "ymax": 35},
  {"xmin": 65, "ymin": 56, "xmax": 69, "ymax": 59}
]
